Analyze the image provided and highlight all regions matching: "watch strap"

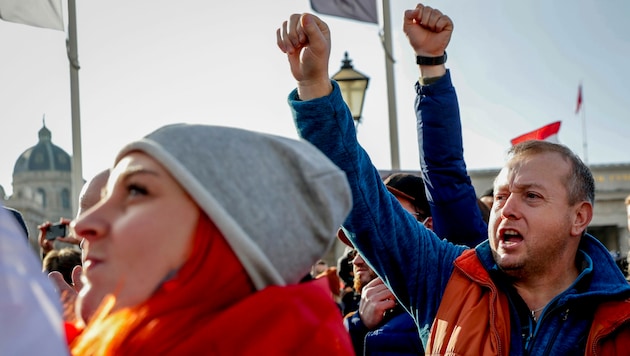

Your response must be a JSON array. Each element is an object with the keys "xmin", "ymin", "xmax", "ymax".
[{"xmin": 416, "ymin": 52, "xmax": 447, "ymax": 65}]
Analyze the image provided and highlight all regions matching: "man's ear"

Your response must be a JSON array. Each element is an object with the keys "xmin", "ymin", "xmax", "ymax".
[
  {"xmin": 423, "ymin": 217, "xmax": 433, "ymax": 231},
  {"xmin": 571, "ymin": 201, "xmax": 593, "ymax": 237}
]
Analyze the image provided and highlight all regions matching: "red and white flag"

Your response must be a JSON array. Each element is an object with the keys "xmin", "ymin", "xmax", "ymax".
[
  {"xmin": 0, "ymin": 0, "xmax": 63, "ymax": 31},
  {"xmin": 510, "ymin": 121, "xmax": 561, "ymax": 146},
  {"xmin": 575, "ymin": 83, "xmax": 583, "ymax": 114},
  {"xmin": 310, "ymin": 0, "xmax": 378, "ymax": 24}
]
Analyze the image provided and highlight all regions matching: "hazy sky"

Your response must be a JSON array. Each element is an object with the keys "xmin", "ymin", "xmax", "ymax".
[{"xmin": 1, "ymin": 0, "xmax": 629, "ymax": 196}]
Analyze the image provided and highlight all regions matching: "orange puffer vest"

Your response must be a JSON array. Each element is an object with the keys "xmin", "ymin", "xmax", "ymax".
[{"xmin": 425, "ymin": 249, "xmax": 630, "ymax": 355}]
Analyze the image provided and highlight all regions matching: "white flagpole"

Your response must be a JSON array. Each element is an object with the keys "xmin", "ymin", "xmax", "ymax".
[
  {"xmin": 381, "ymin": 0, "xmax": 400, "ymax": 170},
  {"xmin": 67, "ymin": 0, "xmax": 83, "ymax": 216}
]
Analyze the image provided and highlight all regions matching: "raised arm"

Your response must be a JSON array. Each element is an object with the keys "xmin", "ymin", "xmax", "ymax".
[
  {"xmin": 404, "ymin": 4, "xmax": 487, "ymax": 246},
  {"xmin": 277, "ymin": 12, "xmax": 466, "ymax": 330}
]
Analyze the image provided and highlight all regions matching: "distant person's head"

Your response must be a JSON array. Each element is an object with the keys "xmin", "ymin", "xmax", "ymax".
[
  {"xmin": 72, "ymin": 124, "xmax": 351, "ymax": 352},
  {"xmin": 77, "ymin": 169, "xmax": 110, "ymax": 217},
  {"xmin": 489, "ymin": 140, "xmax": 594, "ymax": 280},
  {"xmin": 383, "ymin": 173, "xmax": 433, "ymax": 230},
  {"xmin": 42, "ymin": 247, "xmax": 82, "ymax": 285},
  {"xmin": 337, "ymin": 247, "xmax": 356, "ymax": 288},
  {"xmin": 477, "ymin": 198, "xmax": 490, "ymax": 224},
  {"xmin": 336, "ymin": 229, "xmax": 377, "ymax": 294},
  {"xmin": 352, "ymin": 252, "xmax": 377, "ymax": 293},
  {"xmin": 339, "ymin": 173, "xmax": 434, "ymax": 293},
  {"xmin": 480, "ymin": 188, "xmax": 494, "ymax": 210},
  {"xmin": 72, "ymin": 169, "xmax": 110, "ymax": 325},
  {"xmin": 311, "ymin": 259, "xmax": 328, "ymax": 277},
  {"xmin": 315, "ymin": 266, "xmax": 341, "ymax": 300}
]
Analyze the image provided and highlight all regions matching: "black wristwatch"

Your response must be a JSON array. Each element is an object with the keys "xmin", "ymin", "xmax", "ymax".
[{"xmin": 416, "ymin": 52, "xmax": 447, "ymax": 65}]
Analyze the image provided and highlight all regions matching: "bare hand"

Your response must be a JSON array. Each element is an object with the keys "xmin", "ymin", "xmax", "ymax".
[
  {"xmin": 358, "ymin": 277, "xmax": 398, "ymax": 329},
  {"xmin": 403, "ymin": 3, "xmax": 453, "ymax": 57},
  {"xmin": 37, "ymin": 221, "xmax": 55, "ymax": 255},
  {"xmin": 38, "ymin": 218, "xmax": 81, "ymax": 256},
  {"xmin": 276, "ymin": 13, "xmax": 332, "ymax": 100},
  {"xmin": 49, "ymin": 265, "xmax": 83, "ymax": 321}
]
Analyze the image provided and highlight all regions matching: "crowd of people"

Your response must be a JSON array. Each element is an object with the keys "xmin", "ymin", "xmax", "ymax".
[
  {"xmin": 2, "ymin": 3, "xmax": 629, "ymax": 355},
  {"xmin": 280, "ymin": 3, "xmax": 630, "ymax": 355}
]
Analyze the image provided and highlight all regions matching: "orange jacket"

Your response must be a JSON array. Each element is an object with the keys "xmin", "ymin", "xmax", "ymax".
[{"xmin": 426, "ymin": 249, "xmax": 630, "ymax": 355}]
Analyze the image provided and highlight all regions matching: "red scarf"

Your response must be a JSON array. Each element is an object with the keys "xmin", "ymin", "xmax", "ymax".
[{"xmin": 71, "ymin": 214, "xmax": 352, "ymax": 355}]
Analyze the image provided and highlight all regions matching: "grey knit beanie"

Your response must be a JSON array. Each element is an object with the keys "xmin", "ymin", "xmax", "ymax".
[{"xmin": 114, "ymin": 124, "xmax": 351, "ymax": 290}]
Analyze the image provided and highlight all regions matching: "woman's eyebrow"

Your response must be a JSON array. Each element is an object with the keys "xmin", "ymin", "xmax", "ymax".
[{"xmin": 102, "ymin": 166, "xmax": 160, "ymax": 196}]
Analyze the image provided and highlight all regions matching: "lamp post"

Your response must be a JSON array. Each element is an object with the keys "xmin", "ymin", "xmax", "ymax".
[{"xmin": 332, "ymin": 52, "xmax": 369, "ymax": 125}]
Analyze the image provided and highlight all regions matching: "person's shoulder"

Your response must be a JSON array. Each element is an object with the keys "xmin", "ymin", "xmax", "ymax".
[{"xmin": 2, "ymin": 206, "xmax": 29, "ymax": 239}]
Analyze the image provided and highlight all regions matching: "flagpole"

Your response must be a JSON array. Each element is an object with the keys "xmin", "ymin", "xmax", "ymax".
[
  {"xmin": 67, "ymin": 0, "xmax": 83, "ymax": 216},
  {"xmin": 381, "ymin": 0, "xmax": 400, "ymax": 170}
]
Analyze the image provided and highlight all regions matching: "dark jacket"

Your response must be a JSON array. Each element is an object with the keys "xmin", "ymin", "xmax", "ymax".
[{"xmin": 345, "ymin": 305, "xmax": 423, "ymax": 356}]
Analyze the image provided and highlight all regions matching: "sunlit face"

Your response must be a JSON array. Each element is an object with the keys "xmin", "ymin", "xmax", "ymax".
[
  {"xmin": 73, "ymin": 152, "xmax": 200, "ymax": 313},
  {"xmin": 489, "ymin": 151, "xmax": 579, "ymax": 279},
  {"xmin": 626, "ymin": 204, "xmax": 630, "ymax": 233},
  {"xmin": 352, "ymin": 253, "xmax": 378, "ymax": 292}
]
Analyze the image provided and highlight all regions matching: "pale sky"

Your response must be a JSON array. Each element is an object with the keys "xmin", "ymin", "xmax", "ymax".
[{"xmin": 1, "ymin": 0, "xmax": 629, "ymax": 197}]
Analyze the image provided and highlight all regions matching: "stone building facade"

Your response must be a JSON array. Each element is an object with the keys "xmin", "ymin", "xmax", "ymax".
[{"xmin": 1, "ymin": 124, "xmax": 74, "ymax": 254}]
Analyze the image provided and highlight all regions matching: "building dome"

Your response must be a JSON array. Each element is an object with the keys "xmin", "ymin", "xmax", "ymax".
[
  {"xmin": 8, "ymin": 121, "xmax": 74, "ymax": 254},
  {"xmin": 13, "ymin": 124, "xmax": 71, "ymax": 175}
]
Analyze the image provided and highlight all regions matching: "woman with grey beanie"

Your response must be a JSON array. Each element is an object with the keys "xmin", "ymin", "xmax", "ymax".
[{"xmin": 68, "ymin": 123, "xmax": 353, "ymax": 354}]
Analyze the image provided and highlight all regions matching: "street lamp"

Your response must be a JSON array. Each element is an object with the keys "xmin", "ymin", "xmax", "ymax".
[{"xmin": 332, "ymin": 52, "xmax": 369, "ymax": 124}]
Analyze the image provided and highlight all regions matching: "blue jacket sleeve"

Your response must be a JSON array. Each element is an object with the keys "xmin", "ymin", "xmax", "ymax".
[
  {"xmin": 345, "ymin": 312, "xmax": 368, "ymax": 354},
  {"xmin": 289, "ymin": 81, "xmax": 467, "ymax": 331},
  {"xmin": 415, "ymin": 70, "xmax": 488, "ymax": 247}
]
